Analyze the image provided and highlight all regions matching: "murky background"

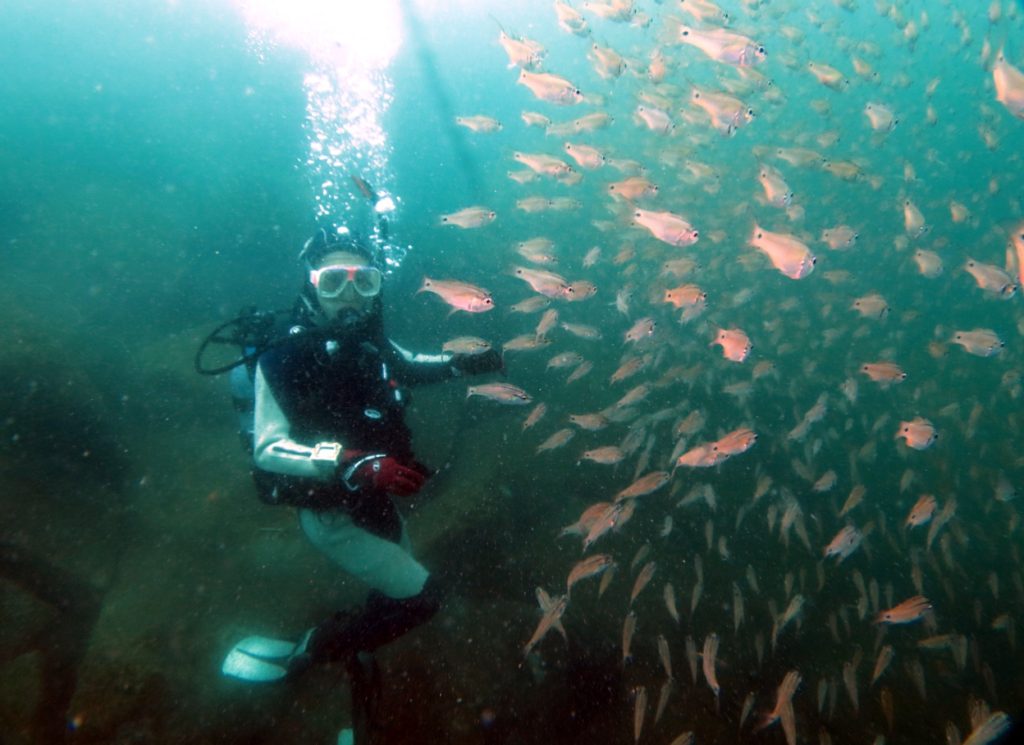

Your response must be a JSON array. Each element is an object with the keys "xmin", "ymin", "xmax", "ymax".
[{"xmin": 2, "ymin": 0, "xmax": 1023, "ymax": 743}]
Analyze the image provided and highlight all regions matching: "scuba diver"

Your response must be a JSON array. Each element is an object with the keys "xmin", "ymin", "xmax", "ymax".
[{"xmin": 216, "ymin": 224, "xmax": 502, "ymax": 726}]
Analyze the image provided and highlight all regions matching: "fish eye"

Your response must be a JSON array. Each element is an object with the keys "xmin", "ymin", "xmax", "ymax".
[
  {"xmin": 758, "ymin": 46, "xmax": 766, "ymax": 54},
  {"xmin": 682, "ymin": 29, "xmax": 689, "ymax": 36}
]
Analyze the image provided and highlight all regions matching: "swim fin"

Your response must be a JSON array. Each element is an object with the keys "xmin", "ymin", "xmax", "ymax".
[{"xmin": 221, "ymin": 630, "xmax": 313, "ymax": 683}]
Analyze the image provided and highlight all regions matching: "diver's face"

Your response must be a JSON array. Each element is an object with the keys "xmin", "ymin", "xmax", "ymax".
[{"xmin": 313, "ymin": 250, "xmax": 376, "ymax": 322}]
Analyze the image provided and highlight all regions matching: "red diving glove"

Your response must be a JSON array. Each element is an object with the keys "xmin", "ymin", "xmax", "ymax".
[{"xmin": 340, "ymin": 451, "xmax": 427, "ymax": 497}]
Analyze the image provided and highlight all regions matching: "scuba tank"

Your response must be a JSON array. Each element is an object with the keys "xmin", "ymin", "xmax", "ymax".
[{"xmin": 194, "ymin": 304, "xmax": 309, "ymax": 453}]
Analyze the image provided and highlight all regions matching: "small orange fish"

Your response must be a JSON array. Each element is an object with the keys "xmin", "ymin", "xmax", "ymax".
[
  {"xmin": 611, "ymin": 356, "xmax": 647, "ymax": 383},
  {"xmin": 537, "ymin": 428, "xmax": 575, "ymax": 453},
  {"xmin": 949, "ymin": 201, "xmax": 970, "ymax": 223},
  {"xmin": 679, "ymin": 25, "xmax": 765, "ymax": 67},
  {"xmin": 567, "ymin": 554, "xmax": 614, "ymax": 595},
  {"xmin": 913, "ymin": 249, "xmax": 943, "ymax": 278},
  {"xmin": 589, "ymin": 42, "xmax": 625, "ymax": 79},
  {"xmin": 851, "ymin": 293, "xmax": 889, "ymax": 319},
  {"xmin": 582, "ymin": 500, "xmax": 634, "ymax": 551},
  {"xmin": 664, "ymin": 284, "xmax": 707, "ymax": 309},
  {"xmin": 905, "ymin": 494, "xmax": 937, "ymax": 528},
  {"xmin": 749, "ymin": 224, "xmax": 816, "ymax": 279},
  {"xmin": 823, "ymin": 525, "xmax": 863, "ymax": 561},
  {"xmin": 860, "ymin": 361, "xmax": 906, "ymax": 385},
  {"xmin": 569, "ymin": 413, "xmax": 608, "ymax": 431},
  {"xmin": 993, "ymin": 50, "xmax": 1024, "ymax": 120},
  {"xmin": 951, "ymin": 329, "xmax": 1005, "ymax": 357},
  {"xmin": 625, "ymin": 317, "xmax": 656, "ymax": 343},
  {"xmin": 1011, "ymin": 222, "xmax": 1024, "ymax": 289},
  {"xmin": 517, "ymin": 68, "xmax": 583, "ymax": 105},
  {"xmin": 608, "ymin": 176, "xmax": 659, "ymax": 201},
  {"xmin": 564, "ymin": 142, "xmax": 606, "ymax": 169},
  {"xmin": 807, "ymin": 61, "xmax": 847, "ymax": 89},
  {"xmin": 522, "ymin": 402, "xmax": 547, "ymax": 431},
  {"xmin": 634, "ymin": 105, "xmax": 673, "ymax": 133},
  {"xmin": 566, "ymin": 360, "xmax": 593, "ymax": 384},
  {"xmin": 630, "ymin": 561, "xmax": 656, "ymax": 604},
  {"xmin": 876, "ymin": 595, "xmax": 932, "ymax": 625},
  {"xmin": 690, "ymin": 85, "xmax": 755, "ymax": 135},
  {"xmin": 547, "ymin": 351, "xmax": 584, "ymax": 369},
  {"xmin": 418, "ymin": 277, "xmax": 494, "ymax": 313},
  {"xmin": 712, "ymin": 328, "xmax": 751, "ymax": 362},
  {"xmin": 559, "ymin": 501, "xmax": 611, "ymax": 538},
  {"xmin": 714, "ymin": 427, "xmax": 757, "ymax": 456},
  {"xmin": 822, "ymin": 225, "xmax": 859, "ymax": 250},
  {"xmin": 502, "ymin": 334, "xmax": 551, "ymax": 352},
  {"xmin": 812, "ymin": 470, "xmax": 838, "ymax": 492},
  {"xmin": 565, "ymin": 279, "xmax": 597, "ymax": 301},
  {"xmin": 455, "ymin": 115, "xmax": 503, "ymax": 133},
  {"xmin": 521, "ymin": 111, "xmax": 551, "ymax": 128},
  {"xmin": 702, "ymin": 633, "xmax": 721, "ymax": 701},
  {"xmin": 524, "ymin": 588, "xmax": 568, "ymax": 655},
  {"xmin": 897, "ymin": 418, "xmax": 937, "ymax": 450},
  {"xmin": 466, "ymin": 382, "xmax": 532, "ymax": 405},
  {"xmin": 439, "ymin": 207, "xmax": 496, "ymax": 229},
  {"xmin": 513, "ymin": 151, "xmax": 574, "ymax": 177},
  {"xmin": 516, "ymin": 196, "xmax": 551, "ymax": 213},
  {"xmin": 573, "ymin": 112, "xmax": 613, "ymax": 132},
  {"xmin": 513, "ymin": 266, "xmax": 571, "ymax": 298},
  {"xmin": 579, "ymin": 445, "xmax": 624, "ymax": 465},
  {"xmin": 675, "ymin": 442, "xmax": 723, "ymax": 468},
  {"xmin": 497, "ymin": 30, "xmax": 544, "ymax": 69},
  {"xmin": 758, "ymin": 164, "xmax": 793, "ymax": 207},
  {"xmin": 442, "ymin": 336, "xmax": 492, "ymax": 355},
  {"xmin": 615, "ymin": 471, "xmax": 670, "ymax": 502},
  {"xmin": 632, "ymin": 208, "xmax": 699, "ymax": 247},
  {"xmin": 622, "ymin": 610, "xmax": 637, "ymax": 664},
  {"xmin": 964, "ymin": 258, "xmax": 1017, "ymax": 297},
  {"xmin": 560, "ymin": 321, "xmax": 602, "ymax": 339},
  {"xmin": 864, "ymin": 102, "xmax": 897, "ymax": 132}
]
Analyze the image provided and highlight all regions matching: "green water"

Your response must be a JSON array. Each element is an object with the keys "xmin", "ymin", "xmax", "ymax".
[{"xmin": 1, "ymin": 0, "xmax": 1023, "ymax": 743}]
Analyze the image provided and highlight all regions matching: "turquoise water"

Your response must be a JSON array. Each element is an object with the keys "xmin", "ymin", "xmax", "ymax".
[{"xmin": 1, "ymin": 0, "xmax": 1023, "ymax": 743}]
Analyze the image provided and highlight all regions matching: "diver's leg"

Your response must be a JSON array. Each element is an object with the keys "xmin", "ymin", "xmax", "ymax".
[
  {"xmin": 347, "ymin": 651, "xmax": 383, "ymax": 745},
  {"xmin": 296, "ymin": 508, "xmax": 441, "ymax": 666},
  {"xmin": 221, "ymin": 508, "xmax": 436, "ymax": 683},
  {"xmin": 299, "ymin": 507, "xmax": 428, "ymax": 600}
]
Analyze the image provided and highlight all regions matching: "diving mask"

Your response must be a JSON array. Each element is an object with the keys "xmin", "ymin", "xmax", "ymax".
[{"xmin": 309, "ymin": 264, "xmax": 383, "ymax": 299}]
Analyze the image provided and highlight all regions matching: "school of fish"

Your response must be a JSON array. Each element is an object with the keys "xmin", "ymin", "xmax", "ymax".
[{"xmin": 423, "ymin": 0, "xmax": 1024, "ymax": 743}]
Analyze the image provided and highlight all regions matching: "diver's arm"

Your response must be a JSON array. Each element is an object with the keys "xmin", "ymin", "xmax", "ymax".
[
  {"xmin": 253, "ymin": 364, "xmax": 338, "ymax": 480},
  {"xmin": 388, "ymin": 339, "xmax": 505, "ymax": 383},
  {"xmin": 386, "ymin": 340, "xmax": 457, "ymax": 385}
]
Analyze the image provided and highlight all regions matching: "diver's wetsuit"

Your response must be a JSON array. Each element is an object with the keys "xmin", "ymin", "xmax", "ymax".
[{"xmin": 252, "ymin": 318, "xmax": 456, "ymax": 666}]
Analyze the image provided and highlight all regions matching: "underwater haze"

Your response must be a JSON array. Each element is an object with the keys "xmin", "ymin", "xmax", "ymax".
[{"xmin": 2, "ymin": 0, "xmax": 1024, "ymax": 743}]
